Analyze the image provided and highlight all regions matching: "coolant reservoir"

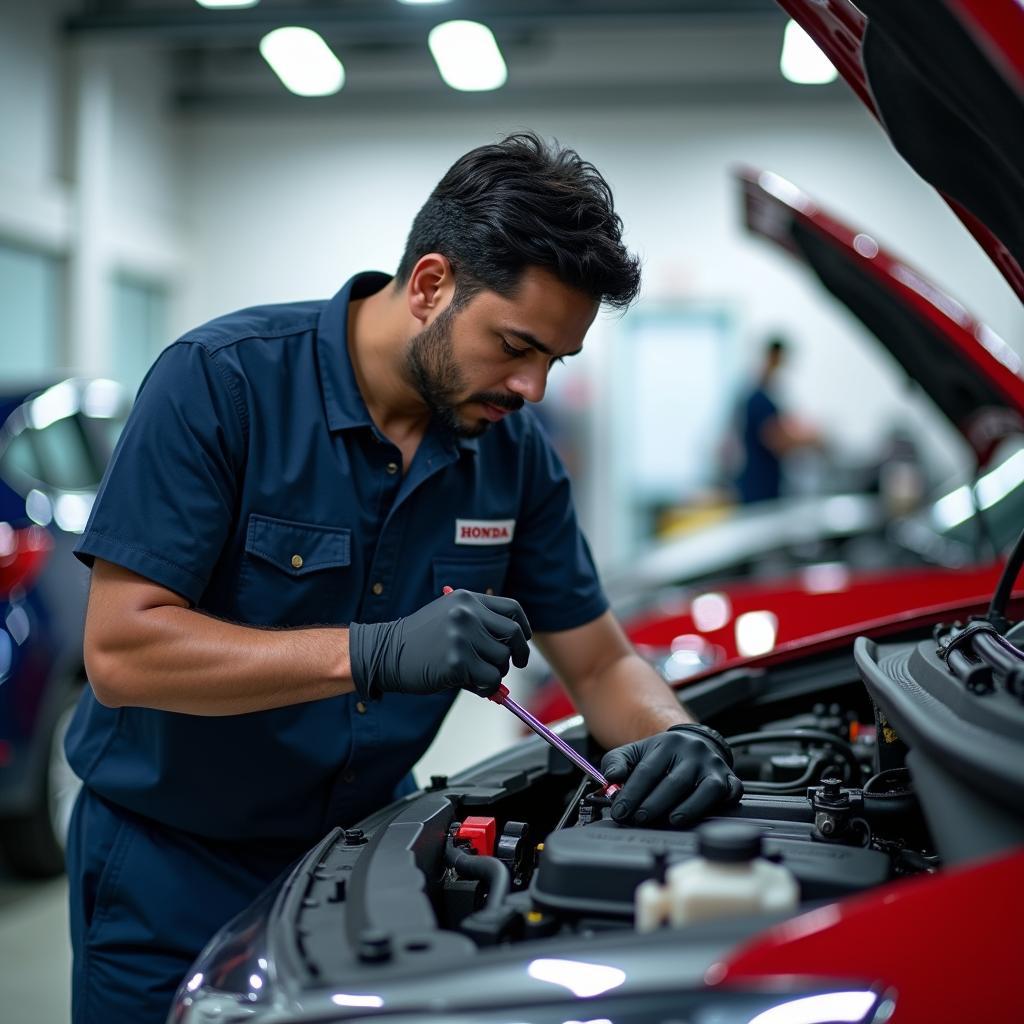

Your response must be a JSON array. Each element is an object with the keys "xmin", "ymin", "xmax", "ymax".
[{"xmin": 666, "ymin": 822, "xmax": 798, "ymax": 927}]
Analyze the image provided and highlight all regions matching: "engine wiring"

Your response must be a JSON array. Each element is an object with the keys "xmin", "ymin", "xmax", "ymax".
[{"xmin": 725, "ymin": 728, "xmax": 864, "ymax": 793}]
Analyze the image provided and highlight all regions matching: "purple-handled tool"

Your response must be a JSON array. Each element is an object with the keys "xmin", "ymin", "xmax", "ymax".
[
  {"xmin": 441, "ymin": 587, "xmax": 619, "ymax": 797},
  {"xmin": 488, "ymin": 682, "xmax": 620, "ymax": 797}
]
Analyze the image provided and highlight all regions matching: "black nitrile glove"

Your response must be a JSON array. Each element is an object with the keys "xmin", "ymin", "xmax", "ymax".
[
  {"xmin": 349, "ymin": 589, "xmax": 531, "ymax": 700},
  {"xmin": 601, "ymin": 724, "xmax": 742, "ymax": 828}
]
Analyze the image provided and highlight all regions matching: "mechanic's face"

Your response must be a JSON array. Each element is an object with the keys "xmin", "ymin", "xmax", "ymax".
[{"xmin": 406, "ymin": 266, "xmax": 598, "ymax": 438}]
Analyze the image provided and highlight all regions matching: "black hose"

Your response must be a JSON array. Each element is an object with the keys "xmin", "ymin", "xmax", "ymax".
[
  {"xmin": 945, "ymin": 646, "xmax": 993, "ymax": 690},
  {"xmin": 972, "ymin": 630, "xmax": 1024, "ymax": 672},
  {"xmin": 987, "ymin": 525, "xmax": 1024, "ymax": 628},
  {"xmin": 444, "ymin": 839, "xmax": 509, "ymax": 910},
  {"xmin": 863, "ymin": 791, "xmax": 919, "ymax": 823},
  {"xmin": 725, "ymin": 729, "xmax": 862, "ymax": 783},
  {"xmin": 863, "ymin": 767, "xmax": 912, "ymax": 795},
  {"xmin": 554, "ymin": 778, "xmax": 593, "ymax": 831},
  {"xmin": 741, "ymin": 754, "xmax": 829, "ymax": 794}
]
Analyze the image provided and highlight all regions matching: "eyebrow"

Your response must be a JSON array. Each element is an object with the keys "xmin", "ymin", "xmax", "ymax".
[{"xmin": 507, "ymin": 328, "xmax": 582, "ymax": 359}]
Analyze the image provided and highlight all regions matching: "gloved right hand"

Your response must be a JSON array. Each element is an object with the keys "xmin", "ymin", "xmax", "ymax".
[{"xmin": 349, "ymin": 589, "xmax": 532, "ymax": 700}]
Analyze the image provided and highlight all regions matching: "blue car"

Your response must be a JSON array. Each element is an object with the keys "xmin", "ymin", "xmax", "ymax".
[{"xmin": 0, "ymin": 378, "xmax": 129, "ymax": 877}]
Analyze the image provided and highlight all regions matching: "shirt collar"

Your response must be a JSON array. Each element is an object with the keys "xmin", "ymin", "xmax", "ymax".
[
  {"xmin": 317, "ymin": 270, "xmax": 479, "ymax": 453},
  {"xmin": 317, "ymin": 271, "xmax": 391, "ymax": 432}
]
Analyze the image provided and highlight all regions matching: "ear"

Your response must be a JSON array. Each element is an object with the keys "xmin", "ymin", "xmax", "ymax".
[{"xmin": 406, "ymin": 254, "xmax": 456, "ymax": 325}]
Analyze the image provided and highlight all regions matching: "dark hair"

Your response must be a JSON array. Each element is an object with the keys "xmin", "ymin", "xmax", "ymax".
[
  {"xmin": 765, "ymin": 336, "xmax": 788, "ymax": 356},
  {"xmin": 396, "ymin": 131, "xmax": 641, "ymax": 310}
]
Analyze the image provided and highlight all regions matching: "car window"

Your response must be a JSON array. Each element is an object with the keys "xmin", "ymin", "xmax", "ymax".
[
  {"xmin": 29, "ymin": 415, "xmax": 100, "ymax": 491},
  {"xmin": 0, "ymin": 431, "xmax": 41, "ymax": 484},
  {"xmin": 909, "ymin": 437, "xmax": 1024, "ymax": 556},
  {"xmin": 80, "ymin": 410, "xmax": 127, "ymax": 467}
]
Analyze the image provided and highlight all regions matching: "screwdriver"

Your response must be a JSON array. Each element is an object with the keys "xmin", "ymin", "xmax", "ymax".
[{"xmin": 443, "ymin": 586, "xmax": 620, "ymax": 797}]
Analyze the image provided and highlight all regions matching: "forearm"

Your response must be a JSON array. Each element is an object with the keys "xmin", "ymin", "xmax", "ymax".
[
  {"xmin": 87, "ymin": 605, "xmax": 354, "ymax": 716},
  {"xmin": 572, "ymin": 652, "xmax": 695, "ymax": 750}
]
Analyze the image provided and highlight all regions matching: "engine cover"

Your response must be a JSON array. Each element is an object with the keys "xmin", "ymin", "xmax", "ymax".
[{"xmin": 531, "ymin": 817, "xmax": 891, "ymax": 917}]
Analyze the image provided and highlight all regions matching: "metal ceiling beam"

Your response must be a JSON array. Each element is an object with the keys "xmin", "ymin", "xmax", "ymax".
[
  {"xmin": 65, "ymin": 1, "xmax": 784, "ymax": 44},
  {"xmin": 173, "ymin": 78, "xmax": 851, "ymax": 115}
]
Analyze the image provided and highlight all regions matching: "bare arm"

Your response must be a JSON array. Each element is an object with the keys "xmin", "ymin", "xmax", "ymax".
[
  {"xmin": 761, "ymin": 414, "xmax": 822, "ymax": 455},
  {"xmin": 533, "ymin": 611, "xmax": 694, "ymax": 750},
  {"xmin": 84, "ymin": 558, "xmax": 354, "ymax": 716}
]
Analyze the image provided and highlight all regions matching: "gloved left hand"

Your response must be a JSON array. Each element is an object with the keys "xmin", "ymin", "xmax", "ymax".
[{"xmin": 601, "ymin": 724, "xmax": 742, "ymax": 828}]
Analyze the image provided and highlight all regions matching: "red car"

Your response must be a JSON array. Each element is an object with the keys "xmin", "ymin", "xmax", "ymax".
[
  {"xmin": 174, "ymin": 4, "xmax": 1024, "ymax": 1024},
  {"xmin": 533, "ymin": 94, "xmax": 1024, "ymax": 722}
]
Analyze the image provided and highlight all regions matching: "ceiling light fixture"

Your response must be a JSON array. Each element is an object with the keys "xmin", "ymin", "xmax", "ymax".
[
  {"xmin": 428, "ymin": 20, "xmax": 507, "ymax": 92},
  {"xmin": 259, "ymin": 27, "xmax": 345, "ymax": 97},
  {"xmin": 195, "ymin": 0, "xmax": 261, "ymax": 9},
  {"xmin": 780, "ymin": 19, "xmax": 838, "ymax": 85}
]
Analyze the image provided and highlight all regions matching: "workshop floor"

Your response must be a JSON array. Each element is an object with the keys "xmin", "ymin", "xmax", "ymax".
[
  {"xmin": 0, "ymin": 685, "xmax": 525, "ymax": 1021},
  {"xmin": 0, "ymin": 867, "xmax": 70, "ymax": 1023}
]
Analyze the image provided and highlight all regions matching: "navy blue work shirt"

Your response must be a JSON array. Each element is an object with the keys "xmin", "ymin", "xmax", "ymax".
[
  {"xmin": 67, "ymin": 271, "xmax": 607, "ymax": 842},
  {"xmin": 735, "ymin": 387, "xmax": 782, "ymax": 504}
]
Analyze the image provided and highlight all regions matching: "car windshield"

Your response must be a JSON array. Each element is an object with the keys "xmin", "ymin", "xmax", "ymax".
[
  {"xmin": 897, "ymin": 436, "xmax": 1024, "ymax": 562},
  {"xmin": 0, "ymin": 391, "xmax": 129, "ymax": 495}
]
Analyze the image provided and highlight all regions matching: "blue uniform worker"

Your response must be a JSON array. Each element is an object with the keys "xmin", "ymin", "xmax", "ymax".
[
  {"xmin": 735, "ymin": 386, "xmax": 782, "ymax": 503},
  {"xmin": 66, "ymin": 133, "xmax": 741, "ymax": 1024},
  {"xmin": 732, "ymin": 336, "xmax": 821, "ymax": 504},
  {"xmin": 66, "ymin": 272, "xmax": 607, "ymax": 1020}
]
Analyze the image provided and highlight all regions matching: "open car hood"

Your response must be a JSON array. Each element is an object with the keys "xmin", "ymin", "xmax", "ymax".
[
  {"xmin": 741, "ymin": 167, "xmax": 1024, "ymax": 465},
  {"xmin": 778, "ymin": 0, "xmax": 1024, "ymax": 301}
]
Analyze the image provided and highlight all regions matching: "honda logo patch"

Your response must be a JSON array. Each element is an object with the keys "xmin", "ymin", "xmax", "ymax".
[{"xmin": 455, "ymin": 518, "xmax": 516, "ymax": 545}]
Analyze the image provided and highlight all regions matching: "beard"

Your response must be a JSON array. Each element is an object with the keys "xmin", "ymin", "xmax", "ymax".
[{"xmin": 405, "ymin": 306, "xmax": 524, "ymax": 438}]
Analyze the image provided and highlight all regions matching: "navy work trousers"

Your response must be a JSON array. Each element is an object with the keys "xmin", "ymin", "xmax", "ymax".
[{"xmin": 66, "ymin": 786, "xmax": 312, "ymax": 1024}]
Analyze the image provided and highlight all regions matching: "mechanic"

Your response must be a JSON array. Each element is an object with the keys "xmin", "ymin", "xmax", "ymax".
[
  {"xmin": 732, "ymin": 336, "xmax": 822, "ymax": 503},
  {"xmin": 65, "ymin": 132, "xmax": 742, "ymax": 1024}
]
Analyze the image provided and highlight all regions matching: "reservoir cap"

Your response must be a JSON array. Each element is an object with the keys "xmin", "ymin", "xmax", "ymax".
[{"xmin": 697, "ymin": 822, "xmax": 763, "ymax": 863}]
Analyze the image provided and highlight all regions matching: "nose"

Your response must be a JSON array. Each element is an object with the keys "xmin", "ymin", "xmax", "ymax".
[{"xmin": 506, "ymin": 363, "xmax": 548, "ymax": 404}]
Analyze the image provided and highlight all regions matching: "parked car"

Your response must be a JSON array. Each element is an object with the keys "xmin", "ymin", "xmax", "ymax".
[
  {"xmin": 174, "ymin": 1, "xmax": 1024, "ymax": 1021},
  {"xmin": 0, "ymin": 378, "xmax": 129, "ymax": 876}
]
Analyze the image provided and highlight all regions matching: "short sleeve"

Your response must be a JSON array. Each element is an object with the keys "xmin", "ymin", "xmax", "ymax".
[
  {"xmin": 504, "ymin": 419, "xmax": 608, "ymax": 633},
  {"xmin": 74, "ymin": 341, "xmax": 247, "ymax": 604},
  {"xmin": 747, "ymin": 391, "xmax": 778, "ymax": 437}
]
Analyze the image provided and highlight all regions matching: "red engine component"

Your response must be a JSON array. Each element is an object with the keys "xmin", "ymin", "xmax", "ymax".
[{"xmin": 456, "ymin": 816, "xmax": 497, "ymax": 856}]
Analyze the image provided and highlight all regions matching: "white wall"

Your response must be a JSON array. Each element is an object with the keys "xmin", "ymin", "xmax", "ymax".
[
  {"xmin": 180, "ymin": 102, "xmax": 1024, "ymax": 567},
  {"xmin": 0, "ymin": 2, "xmax": 184, "ymax": 373},
  {"xmin": 0, "ymin": 1, "xmax": 74, "ymax": 269}
]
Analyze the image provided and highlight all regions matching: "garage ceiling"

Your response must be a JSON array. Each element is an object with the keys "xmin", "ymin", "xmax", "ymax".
[{"xmin": 63, "ymin": 0, "xmax": 854, "ymax": 112}]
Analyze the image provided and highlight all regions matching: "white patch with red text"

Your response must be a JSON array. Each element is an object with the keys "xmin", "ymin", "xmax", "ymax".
[{"xmin": 454, "ymin": 518, "xmax": 516, "ymax": 545}]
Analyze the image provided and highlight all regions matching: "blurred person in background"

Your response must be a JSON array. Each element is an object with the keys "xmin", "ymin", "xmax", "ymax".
[{"xmin": 731, "ymin": 336, "xmax": 823, "ymax": 503}]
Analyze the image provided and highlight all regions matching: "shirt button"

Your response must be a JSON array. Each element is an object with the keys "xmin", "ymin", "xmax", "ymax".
[
  {"xmin": 343, "ymin": 769, "xmax": 357, "ymax": 784},
  {"xmin": 372, "ymin": 582, "xmax": 384, "ymax": 596},
  {"xmin": 386, "ymin": 461, "xmax": 399, "ymax": 475},
  {"xmin": 291, "ymin": 554, "xmax": 304, "ymax": 569},
  {"xmin": 355, "ymin": 701, "xmax": 367, "ymax": 714}
]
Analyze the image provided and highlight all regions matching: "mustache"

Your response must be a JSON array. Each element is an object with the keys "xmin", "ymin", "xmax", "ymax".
[{"xmin": 472, "ymin": 392, "xmax": 525, "ymax": 413}]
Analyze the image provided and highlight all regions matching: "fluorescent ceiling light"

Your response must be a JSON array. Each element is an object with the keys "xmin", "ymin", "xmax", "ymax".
[
  {"xmin": 428, "ymin": 20, "xmax": 507, "ymax": 91},
  {"xmin": 780, "ymin": 19, "xmax": 838, "ymax": 85},
  {"xmin": 259, "ymin": 27, "xmax": 345, "ymax": 97},
  {"xmin": 195, "ymin": 0, "xmax": 260, "ymax": 9},
  {"xmin": 397, "ymin": 1, "xmax": 451, "ymax": 5}
]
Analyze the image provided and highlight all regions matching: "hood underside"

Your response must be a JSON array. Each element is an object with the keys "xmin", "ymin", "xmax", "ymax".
[
  {"xmin": 778, "ymin": 0, "xmax": 1024, "ymax": 302},
  {"xmin": 741, "ymin": 168, "xmax": 1024, "ymax": 465}
]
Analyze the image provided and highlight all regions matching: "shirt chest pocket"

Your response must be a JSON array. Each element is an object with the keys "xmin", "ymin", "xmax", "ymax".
[
  {"xmin": 432, "ymin": 552, "xmax": 510, "ymax": 597},
  {"xmin": 241, "ymin": 514, "xmax": 353, "ymax": 625}
]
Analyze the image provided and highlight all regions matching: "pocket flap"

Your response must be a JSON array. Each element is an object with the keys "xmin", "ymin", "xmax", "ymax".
[
  {"xmin": 432, "ymin": 553, "xmax": 510, "ymax": 596},
  {"xmin": 245, "ymin": 514, "xmax": 351, "ymax": 576}
]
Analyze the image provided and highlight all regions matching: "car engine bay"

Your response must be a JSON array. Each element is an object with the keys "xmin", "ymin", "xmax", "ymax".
[
  {"xmin": 175, "ymin": 571, "xmax": 1024, "ymax": 1024},
  {"xmin": 260, "ymin": 612, "xmax": 1023, "ymax": 983}
]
